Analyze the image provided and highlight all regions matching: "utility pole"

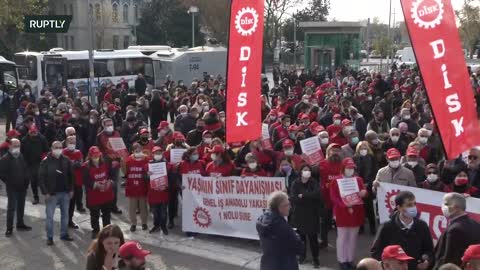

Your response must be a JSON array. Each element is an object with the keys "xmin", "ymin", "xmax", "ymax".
[
  {"xmin": 188, "ymin": 6, "xmax": 199, "ymax": 48},
  {"xmin": 387, "ymin": 0, "xmax": 392, "ymax": 72},
  {"xmin": 87, "ymin": 0, "xmax": 96, "ymax": 106},
  {"xmin": 293, "ymin": 13, "xmax": 297, "ymax": 70}
]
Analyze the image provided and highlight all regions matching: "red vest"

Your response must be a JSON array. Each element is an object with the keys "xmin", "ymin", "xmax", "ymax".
[
  {"xmin": 125, "ymin": 156, "xmax": 148, "ymax": 197},
  {"xmin": 147, "ymin": 161, "xmax": 170, "ymax": 205},
  {"xmin": 330, "ymin": 175, "xmax": 365, "ymax": 227},
  {"xmin": 62, "ymin": 149, "xmax": 84, "ymax": 186},
  {"xmin": 205, "ymin": 161, "xmax": 234, "ymax": 177},
  {"xmin": 85, "ymin": 163, "xmax": 114, "ymax": 207},
  {"xmin": 178, "ymin": 160, "xmax": 206, "ymax": 176},
  {"xmin": 319, "ymin": 160, "xmax": 343, "ymax": 208}
]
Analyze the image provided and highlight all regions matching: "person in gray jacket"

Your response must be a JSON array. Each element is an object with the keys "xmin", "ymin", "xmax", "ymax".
[{"xmin": 373, "ymin": 148, "xmax": 416, "ymax": 190}]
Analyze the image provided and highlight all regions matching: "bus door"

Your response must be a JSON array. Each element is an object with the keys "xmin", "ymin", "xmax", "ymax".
[{"xmin": 44, "ymin": 57, "xmax": 67, "ymax": 91}]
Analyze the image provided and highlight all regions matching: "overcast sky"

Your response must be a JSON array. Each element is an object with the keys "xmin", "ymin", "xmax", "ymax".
[{"xmin": 323, "ymin": 0, "xmax": 464, "ymax": 24}]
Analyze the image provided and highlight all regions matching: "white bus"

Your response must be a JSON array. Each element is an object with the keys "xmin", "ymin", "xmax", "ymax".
[{"xmin": 0, "ymin": 56, "xmax": 19, "ymax": 101}]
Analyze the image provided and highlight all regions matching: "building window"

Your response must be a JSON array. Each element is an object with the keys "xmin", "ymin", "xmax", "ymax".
[
  {"xmin": 112, "ymin": 3, "xmax": 119, "ymax": 23},
  {"xmin": 123, "ymin": 36, "xmax": 130, "ymax": 49},
  {"xmin": 64, "ymin": 4, "xmax": 67, "ymax": 15},
  {"xmin": 64, "ymin": 35, "xmax": 69, "ymax": 49},
  {"xmin": 96, "ymin": 34, "xmax": 102, "ymax": 49},
  {"xmin": 113, "ymin": 35, "xmax": 119, "ymax": 49},
  {"xmin": 133, "ymin": 5, "xmax": 138, "ymax": 23},
  {"xmin": 95, "ymin": 3, "xmax": 101, "ymax": 21},
  {"xmin": 123, "ymin": 4, "xmax": 129, "ymax": 23},
  {"xmin": 70, "ymin": 36, "xmax": 74, "ymax": 49}
]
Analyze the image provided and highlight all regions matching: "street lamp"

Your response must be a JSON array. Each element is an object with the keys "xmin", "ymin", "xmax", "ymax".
[
  {"xmin": 293, "ymin": 13, "xmax": 297, "ymax": 70},
  {"xmin": 188, "ymin": 6, "xmax": 199, "ymax": 48}
]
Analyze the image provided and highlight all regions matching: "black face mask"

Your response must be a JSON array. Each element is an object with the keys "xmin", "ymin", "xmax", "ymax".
[
  {"xmin": 197, "ymin": 126, "xmax": 204, "ymax": 131},
  {"xmin": 140, "ymin": 137, "xmax": 148, "ymax": 142},
  {"xmin": 174, "ymin": 141, "xmax": 183, "ymax": 146},
  {"xmin": 329, "ymin": 154, "xmax": 342, "ymax": 162},
  {"xmin": 126, "ymin": 116, "xmax": 135, "ymax": 122}
]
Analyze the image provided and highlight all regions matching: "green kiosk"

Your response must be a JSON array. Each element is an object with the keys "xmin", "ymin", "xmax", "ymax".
[{"xmin": 299, "ymin": 21, "xmax": 364, "ymax": 71}]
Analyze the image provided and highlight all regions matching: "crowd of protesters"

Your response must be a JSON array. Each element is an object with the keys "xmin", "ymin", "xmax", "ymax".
[{"xmin": 0, "ymin": 62, "xmax": 480, "ymax": 270}]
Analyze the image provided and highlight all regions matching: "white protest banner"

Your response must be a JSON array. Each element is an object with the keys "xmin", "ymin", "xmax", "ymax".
[
  {"xmin": 261, "ymin": 123, "xmax": 273, "ymax": 150},
  {"xmin": 108, "ymin": 137, "xmax": 129, "ymax": 158},
  {"xmin": 170, "ymin": 148, "xmax": 187, "ymax": 164},
  {"xmin": 148, "ymin": 162, "xmax": 168, "ymax": 191},
  {"xmin": 377, "ymin": 183, "xmax": 480, "ymax": 241},
  {"xmin": 182, "ymin": 174, "xmax": 284, "ymax": 240},
  {"xmin": 299, "ymin": 137, "xmax": 324, "ymax": 165},
  {"xmin": 337, "ymin": 177, "xmax": 362, "ymax": 206}
]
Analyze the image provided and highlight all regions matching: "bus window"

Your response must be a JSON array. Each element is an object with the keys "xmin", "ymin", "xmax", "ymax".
[
  {"xmin": 3, "ymin": 70, "xmax": 18, "ymax": 89},
  {"xmin": 130, "ymin": 58, "xmax": 147, "ymax": 75},
  {"xmin": 67, "ymin": 60, "xmax": 89, "ymax": 79},
  {"xmin": 14, "ymin": 55, "xmax": 38, "ymax": 80},
  {"xmin": 94, "ymin": 60, "xmax": 112, "ymax": 77},
  {"xmin": 112, "ymin": 59, "xmax": 128, "ymax": 76},
  {"xmin": 144, "ymin": 61, "xmax": 154, "ymax": 85}
]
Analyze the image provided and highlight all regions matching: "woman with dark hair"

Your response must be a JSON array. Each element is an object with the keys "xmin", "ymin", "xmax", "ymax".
[
  {"xmin": 289, "ymin": 164, "xmax": 321, "ymax": 268},
  {"xmin": 274, "ymin": 157, "xmax": 298, "ymax": 194},
  {"xmin": 178, "ymin": 146, "xmax": 206, "ymax": 176},
  {"xmin": 86, "ymin": 224, "xmax": 125, "ymax": 270},
  {"xmin": 205, "ymin": 145, "xmax": 234, "ymax": 176},
  {"xmin": 445, "ymin": 170, "xmax": 480, "ymax": 197}
]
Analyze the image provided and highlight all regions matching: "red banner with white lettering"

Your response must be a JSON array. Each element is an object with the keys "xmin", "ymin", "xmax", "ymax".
[
  {"xmin": 226, "ymin": 0, "xmax": 265, "ymax": 143},
  {"xmin": 400, "ymin": 0, "xmax": 480, "ymax": 159}
]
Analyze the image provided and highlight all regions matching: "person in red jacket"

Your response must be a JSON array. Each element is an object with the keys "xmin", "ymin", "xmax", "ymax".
[
  {"xmin": 154, "ymin": 120, "xmax": 174, "ymax": 150},
  {"xmin": 137, "ymin": 128, "xmax": 154, "ymax": 158},
  {"xmin": 278, "ymin": 139, "xmax": 305, "ymax": 171},
  {"xmin": 330, "ymin": 157, "xmax": 367, "ymax": 270},
  {"xmin": 241, "ymin": 153, "xmax": 268, "ymax": 176},
  {"xmin": 272, "ymin": 114, "xmax": 291, "ymax": 143},
  {"xmin": 83, "ymin": 146, "xmax": 115, "ymax": 239},
  {"xmin": 197, "ymin": 130, "xmax": 213, "ymax": 161},
  {"xmin": 147, "ymin": 146, "xmax": 171, "ymax": 235},
  {"xmin": 318, "ymin": 143, "xmax": 344, "ymax": 248},
  {"xmin": 122, "ymin": 143, "xmax": 149, "ymax": 232},
  {"xmin": 205, "ymin": 145, "xmax": 235, "ymax": 176},
  {"xmin": 62, "ymin": 135, "xmax": 85, "ymax": 229},
  {"xmin": 330, "ymin": 119, "xmax": 351, "ymax": 146},
  {"xmin": 445, "ymin": 171, "xmax": 480, "ymax": 197},
  {"xmin": 0, "ymin": 129, "xmax": 21, "ymax": 156},
  {"xmin": 327, "ymin": 114, "xmax": 343, "ymax": 137},
  {"xmin": 178, "ymin": 146, "xmax": 206, "ymax": 176}
]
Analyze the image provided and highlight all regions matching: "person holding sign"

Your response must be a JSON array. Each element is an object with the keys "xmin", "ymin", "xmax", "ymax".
[
  {"xmin": 147, "ymin": 146, "xmax": 171, "ymax": 235},
  {"xmin": 240, "ymin": 153, "xmax": 268, "ymax": 177},
  {"xmin": 83, "ymin": 146, "xmax": 115, "ymax": 239},
  {"xmin": 330, "ymin": 157, "xmax": 367, "ymax": 270},
  {"xmin": 290, "ymin": 164, "xmax": 321, "ymax": 268},
  {"xmin": 205, "ymin": 145, "xmax": 234, "ymax": 177},
  {"xmin": 122, "ymin": 143, "xmax": 149, "ymax": 232}
]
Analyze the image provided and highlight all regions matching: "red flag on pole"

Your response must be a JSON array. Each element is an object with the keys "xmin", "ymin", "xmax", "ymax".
[
  {"xmin": 400, "ymin": 0, "xmax": 480, "ymax": 159},
  {"xmin": 225, "ymin": 0, "xmax": 265, "ymax": 143}
]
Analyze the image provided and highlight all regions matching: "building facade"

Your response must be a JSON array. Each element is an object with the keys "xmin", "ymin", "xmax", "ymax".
[{"xmin": 51, "ymin": 0, "xmax": 143, "ymax": 50}]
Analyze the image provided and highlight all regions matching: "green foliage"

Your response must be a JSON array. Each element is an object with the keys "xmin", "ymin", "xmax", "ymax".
[
  {"xmin": 455, "ymin": 0, "xmax": 480, "ymax": 58},
  {"xmin": 373, "ymin": 36, "xmax": 393, "ymax": 57},
  {"xmin": 136, "ymin": 0, "xmax": 204, "ymax": 47},
  {"xmin": 282, "ymin": 0, "xmax": 330, "ymax": 44}
]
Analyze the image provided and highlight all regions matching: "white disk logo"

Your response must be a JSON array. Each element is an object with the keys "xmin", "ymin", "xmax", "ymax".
[
  {"xmin": 411, "ymin": 0, "xmax": 444, "ymax": 29},
  {"xmin": 235, "ymin": 7, "xmax": 259, "ymax": 36}
]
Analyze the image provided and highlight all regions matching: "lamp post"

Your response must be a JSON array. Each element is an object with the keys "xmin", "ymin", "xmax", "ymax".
[
  {"xmin": 87, "ymin": 0, "xmax": 96, "ymax": 106},
  {"xmin": 188, "ymin": 6, "xmax": 199, "ymax": 48}
]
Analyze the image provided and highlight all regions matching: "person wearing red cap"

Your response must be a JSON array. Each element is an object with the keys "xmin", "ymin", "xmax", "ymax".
[
  {"xmin": 318, "ymin": 143, "xmax": 344, "ymax": 248},
  {"xmin": 205, "ymin": 145, "xmax": 234, "ymax": 177},
  {"xmin": 0, "ymin": 129, "xmax": 21, "ymax": 156},
  {"xmin": 101, "ymin": 103, "xmax": 122, "ymax": 131},
  {"xmin": 83, "ymin": 146, "xmax": 115, "ymax": 239},
  {"xmin": 122, "ymin": 143, "xmax": 149, "ymax": 232},
  {"xmin": 86, "ymin": 224, "xmax": 125, "ymax": 270},
  {"xmin": 403, "ymin": 146, "xmax": 426, "ymax": 184},
  {"xmin": 276, "ymin": 138, "xmax": 304, "ymax": 171},
  {"xmin": 147, "ymin": 146, "xmax": 172, "ymax": 235},
  {"xmin": 330, "ymin": 118, "xmax": 351, "ymax": 146},
  {"xmin": 240, "ymin": 153, "xmax": 268, "ymax": 177},
  {"xmin": 462, "ymin": 244, "xmax": 480, "ymax": 270},
  {"xmin": 272, "ymin": 114, "xmax": 291, "ymax": 143},
  {"xmin": 119, "ymin": 241, "xmax": 151, "ymax": 270},
  {"xmin": 268, "ymin": 111, "xmax": 285, "ymax": 135},
  {"xmin": 444, "ymin": 171, "xmax": 479, "ymax": 197},
  {"xmin": 264, "ymin": 109, "xmax": 278, "ymax": 126},
  {"xmin": 330, "ymin": 157, "xmax": 368, "ymax": 270},
  {"xmin": 136, "ymin": 128, "xmax": 154, "ymax": 158},
  {"xmin": 327, "ymin": 114, "xmax": 343, "ymax": 138},
  {"xmin": 382, "ymin": 245, "xmax": 415, "ymax": 270},
  {"xmin": 373, "ymin": 148, "xmax": 416, "ymax": 190},
  {"xmin": 154, "ymin": 120, "xmax": 174, "ymax": 150}
]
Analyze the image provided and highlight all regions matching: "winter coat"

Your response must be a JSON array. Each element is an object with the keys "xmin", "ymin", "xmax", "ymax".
[
  {"xmin": 20, "ymin": 134, "xmax": 50, "ymax": 167},
  {"xmin": 0, "ymin": 152, "xmax": 31, "ymax": 191},
  {"xmin": 289, "ymin": 178, "xmax": 321, "ymax": 234},
  {"xmin": 256, "ymin": 210, "xmax": 304, "ymax": 270},
  {"xmin": 38, "ymin": 154, "xmax": 74, "ymax": 195},
  {"xmin": 330, "ymin": 176, "xmax": 366, "ymax": 227},
  {"xmin": 375, "ymin": 165, "xmax": 416, "ymax": 187}
]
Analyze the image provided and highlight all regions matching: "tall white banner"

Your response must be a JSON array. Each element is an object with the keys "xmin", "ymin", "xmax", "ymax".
[
  {"xmin": 182, "ymin": 174, "xmax": 285, "ymax": 240},
  {"xmin": 377, "ymin": 183, "xmax": 480, "ymax": 241}
]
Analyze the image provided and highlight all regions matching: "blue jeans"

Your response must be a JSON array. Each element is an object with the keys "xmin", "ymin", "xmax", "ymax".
[{"xmin": 45, "ymin": 192, "xmax": 70, "ymax": 239}]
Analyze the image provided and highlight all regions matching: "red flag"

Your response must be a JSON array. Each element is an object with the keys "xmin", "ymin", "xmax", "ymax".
[
  {"xmin": 225, "ymin": 0, "xmax": 265, "ymax": 143},
  {"xmin": 400, "ymin": 0, "xmax": 480, "ymax": 159}
]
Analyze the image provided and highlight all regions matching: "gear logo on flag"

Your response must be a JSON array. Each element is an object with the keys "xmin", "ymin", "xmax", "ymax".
[
  {"xmin": 384, "ymin": 189, "xmax": 401, "ymax": 213},
  {"xmin": 411, "ymin": 0, "xmax": 444, "ymax": 29},
  {"xmin": 235, "ymin": 7, "xmax": 259, "ymax": 36},
  {"xmin": 193, "ymin": 207, "xmax": 212, "ymax": 228}
]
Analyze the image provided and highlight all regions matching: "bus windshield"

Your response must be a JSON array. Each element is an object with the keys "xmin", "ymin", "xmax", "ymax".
[
  {"xmin": 0, "ymin": 64, "xmax": 18, "ymax": 93},
  {"xmin": 14, "ymin": 55, "xmax": 38, "ymax": 80}
]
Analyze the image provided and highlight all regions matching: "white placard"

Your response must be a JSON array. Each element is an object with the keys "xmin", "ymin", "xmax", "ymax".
[
  {"xmin": 337, "ymin": 177, "xmax": 360, "ymax": 197},
  {"xmin": 170, "ymin": 148, "xmax": 187, "ymax": 164}
]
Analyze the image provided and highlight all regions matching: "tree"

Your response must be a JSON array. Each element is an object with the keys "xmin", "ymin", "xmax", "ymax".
[
  {"xmin": 264, "ymin": 0, "xmax": 302, "ymax": 50},
  {"xmin": 373, "ymin": 36, "xmax": 393, "ymax": 57},
  {"xmin": 136, "ymin": 0, "xmax": 204, "ymax": 47},
  {"xmin": 282, "ymin": 0, "xmax": 330, "ymax": 43},
  {"xmin": 456, "ymin": 0, "xmax": 480, "ymax": 59}
]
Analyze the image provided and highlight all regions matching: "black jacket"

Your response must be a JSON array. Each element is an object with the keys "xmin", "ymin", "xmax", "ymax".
[
  {"xmin": 289, "ymin": 178, "xmax": 321, "ymax": 234},
  {"xmin": 186, "ymin": 129, "xmax": 203, "ymax": 147},
  {"xmin": 21, "ymin": 134, "xmax": 50, "ymax": 167},
  {"xmin": 38, "ymin": 154, "xmax": 74, "ymax": 195},
  {"xmin": 371, "ymin": 212, "xmax": 434, "ymax": 270},
  {"xmin": 256, "ymin": 210, "xmax": 303, "ymax": 270},
  {"xmin": 433, "ymin": 214, "xmax": 480, "ymax": 269},
  {"xmin": 0, "ymin": 152, "xmax": 31, "ymax": 191},
  {"xmin": 353, "ymin": 154, "xmax": 377, "ymax": 187}
]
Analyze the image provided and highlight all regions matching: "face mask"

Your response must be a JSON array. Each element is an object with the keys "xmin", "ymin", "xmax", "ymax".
[
  {"xmin": 320, "ymin": 138, "xmax": 329, "ymax": 145},
  {"xmin": 105, "ymin": 126, "xmax": 114, "ymax": 133},
  {"xmin": 197, "ymin": 125, "xmax": 204, "ymax": 131},
  {"xmin": 90, "ymin": 119, "xmax": 97, "ymax": 124},
  {"xmin": 180, "ymin": 112, "xmax": 188, "ymax": 117},
  {"xmin": 330, "ymin": 154, "xmax": 342, "ymax": 162},
  {"xmin": 359, "ymin": 149, "xmax": 368, "ymax": 156},
  {"xmin": 154, "ymin": 154, "xmax": 163, "ymax": 161},
  {"xmin": 344, "ymin": 168, "xmax": 355, "ymax": 177},
  {"xmin": 281, "ymin": 165, "xmax": 292, "ymax": 173},
  {"xmin": 426, "ymin": 130, "xmax": 433, "ymax": 136},
  {"xmin": 334, "ymin": 119, "xmax": 341, "ymax": 125},
  {"xmin": 203, "ymin": 138, "xmax": 212, "ymax": 144},
  {"xmin": 10, "ymin": 148, "xmax": 20, "ymax": 157},
  {"xmin": 248, "ymin": 162, "xmax": 257, "ymax": 169},
  {"xmin": 52, "ymin": 149, "xmax": 62, "ymax": 157},
  {"xmin": 389, "ymin": 160, "xmax": 400, "ymax": 169},
  {"xmin": 405, "ymin": 206, "xmax": 418, "ymax": 218},
  {"xmin": 367, "ymin": 96, "xmax": 373, "ymax": 101},
  {"xmin": 67, "ymin": 144, "xmax": 76, "ymax": 151},
  {"xmin": 407, "ymin": 161, "xmax": 418, "ymax": 168},
  {"xmin": 134, "ymin": 152, "xmax": 144, "ymax": 159},
  {"xmin": 25, "ymin": 91, "xmax": 31, "ymax": 95},
  {"xmin": 284, "ymin": 122, "xmax": 291, "ymax": 127},
  {"xmin": 302, "ymin": 170, "xmax": 311, "ymax": 178},
  {"xmin": 103, "ymin": 106, "xmax": 108, "ymax": 112},
  {"xmin": 220, "ymin": 117, "xmax": 226, "ymax": 122},
  {"xmin": 427, "ymin": 174, "xmax": 438, "ymax": 183},
  {"xmin": 371, "ymin": 139, "xmax": 379, "ymax": 145},
  {"xmin": 42, "ymin": 110, "xmax": 48, "ymax": 114},
  {"xmin": 190, "ymin": 154, "xmax": 199, "ymax": 162},
  {"xmin": 284, "ymin": 149, "xmax": 294, "ymax": 156},
  {"xmin": 210, "ymin": 153, "xmax": 217, "ymax": 161},
  {"xmin": 455, "ymin": 177, "xmax": 469, "ymax": 186},
  {"xmin": 351, "ymin": 137, "xmax": 359, "ymax": 145},
  {"xmin": 72, "ymin": 114, "xmax": 78, "ymax": 119},
  {"xmin": 270, "ymin": 116, "xmax": 277, "ymax": 121},
  {"xmin": 175, "ymin": 141, "xmax": 183, "ymax": 146},
  {"xmin": 289, "ymin": 133, "xmax": 296, "ymax": 140},
  {"xmin": 403, "ymin": 115, "xmax": 411, "ymax": 120},
  {"xmin": 34, "ymin": 111, "xmax": 40, "ymax": 116},
  {"xmin": 9, "ymin": 95, "xmax": 14, "ymax": 99},
  {"xmin": 92, "ymin": 157, "xmax": 100, "ymax": 164},
  {"xmin": 391, "ymin": 136, "xmax": 399, "ymax": 143},
  {"xmin": 442, "ymin": 205, "xmax": 451, "ymax": 218},
  {"xmin": 419, "ymin": 137, "xmax": 428, "ymax": 144}
]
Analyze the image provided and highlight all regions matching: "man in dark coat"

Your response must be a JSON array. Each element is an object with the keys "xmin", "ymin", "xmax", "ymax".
[
  {"xmin": 257, "ymin": 191, "xmax": 303, "ymax": 270},
  {"xmin": 0, "ymin": 139, "xmax": 32, "ymax": 237},
  {"xmin": 371, "ymin": 191, "xmax": 434, "ymax": 270},
  {"xmin": 433, "ymin": 193, "xmax": 480, "ymax": 269},
  {"xmin": 134, "ymin": 73, "xmax": 147, "ymax": 97}
]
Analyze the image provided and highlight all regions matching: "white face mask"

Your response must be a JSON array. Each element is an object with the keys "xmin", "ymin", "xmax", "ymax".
[
  {"xmin": 371, "ymin": 139, "xmax": 379, "ymax": 145},
  {"xmin": 334, "ymin": 119, "xmax": 341, "ymax": 125},
  {"xmin": 442, "ymin": 205, "xmax": 451, "ymax": 218},
  {"xmin": 427, "ymin": 174, "xmax": 438, "ymax": 183},
  {"xmin": 105, "ymin": 126, "xmax": 114, "ymax": 133},
  {"xmin": 248, "ymin": 162, "xmax": 257, "ymax": 169},
  {"xmin": 154, "ymin": 154, "xmax": 163, "ymax": 161},
  {"xmin": 320, "ymin": 138, "xmax": 329, "ymax": 145},
  {"xmin": 10, "ymin": 148, "xmax": 20, "ymax": 155},
  {"xmin": 90, "ymin": 119, "xmax": 96, "ymax": 124},
  {"xmin": 359, "ymin": 149, "xmax": 368, "ymax": 156},
  {"xmin": 407, "ymin": 161, "xmax": 418, "ymax": 168},
  {"xmin": 210, "ymin": 153, "xmax": 217, "ymax": 160},
  {"xmin": 180, "ymin": 112, "xmax": 188, "ymax": 117},
  {"xmin": 67, "ymin": 144, "xmax": 76, "ymax": 151},
  {"xmin": 391, "ymin": 136, "xmax": 400, "ymax": 143},
  {"xmin": 302, "ymin": 170, "xmax": 311, "ymax": 178},
  {"xmin": 134, "ymin": 152, "xmax": 144, "ymax": 159},
  {"xmin": 52, "ymin": 149, "xmax": 63, "ymax": 157},
  {"xmin": 403, "ymin": 114, "xmax": 411, "ymax": 120},
  {"xmin": 284, "ymin": 149, "xmax": 294, "ymax": 156},
  {"xmin": 419, "ymin": 137, "xmax": 428, "ymax": 144},
  {"xmin": 426, "ymin": 130, "xmax": 433, "ymax": 136},
  {"xmin": 389, "ymin": 160, "xmax": 401, "ymax": 169},
  {"xmin": 203, "ymin": 138, "xmax": 212, "ymax": 144},
  {"xmin": 344, "ymin": 168, "xmax": 355, "ymax": 177}
]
